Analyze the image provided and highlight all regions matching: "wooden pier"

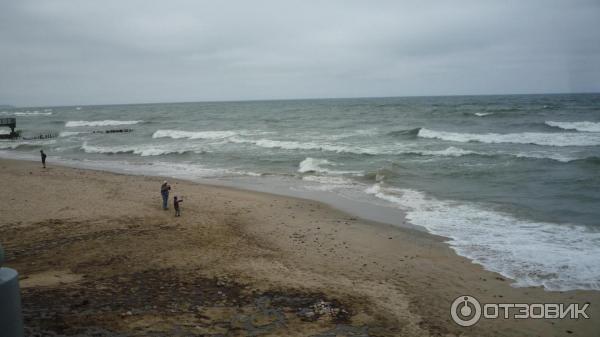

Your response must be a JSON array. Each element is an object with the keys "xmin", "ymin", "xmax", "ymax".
[{"xmin": 0, "ymin": 118, "xmax": 16, "ymax": 138}]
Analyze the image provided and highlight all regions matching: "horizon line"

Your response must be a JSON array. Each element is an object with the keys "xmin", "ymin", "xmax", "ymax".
[{"xmin": 7, "ymin": 91, "xmax": 600, "ymax": 109}]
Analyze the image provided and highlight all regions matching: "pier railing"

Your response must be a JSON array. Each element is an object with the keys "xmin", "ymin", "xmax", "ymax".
[{"xmin": 0, "ymin": 118, "xmax": 16, "ymax": 127}]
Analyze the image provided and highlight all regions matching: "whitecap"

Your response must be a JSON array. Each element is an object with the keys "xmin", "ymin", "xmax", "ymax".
[
  {"xmin": 418, "ymin": 128, "xmax": 600, "ymax": 147},
  {"xmin": 66, "ymin": 120, "xmax": 142, "ymax": 127},
  {"xmin": 298, "ymin": 157, "xmax": 332, "ymax": 173},
  {"xmin": 152, "ymin": 129, "xmax": 237, "ymax": 140},
  {"xmin": 14, "ymin": 111, "xmax": 53, "ymax": 116},
  {"xmin": 59, "ymin": 131, "xmax": 84, "ymax": 137},
  {"xmin": 80, "ymin": 142, "xmax": 204, "ymax": 157},
  {"xmin": 545, "ymin": 121, "xmax": 600, "ymax": 133}
]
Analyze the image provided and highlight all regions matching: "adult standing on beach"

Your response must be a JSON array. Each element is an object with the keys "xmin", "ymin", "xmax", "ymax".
[
  {"xmin": 160, "ymin": 181, "xmax": 171, "ymax": 210},
  {"xmin": 40, "ymin": 150, "xmax": 47, "ymax": 168}
]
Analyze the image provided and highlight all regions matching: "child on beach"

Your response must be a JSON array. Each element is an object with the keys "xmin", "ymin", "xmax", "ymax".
[{"xmin": 174, "ymin": 196, "xmax": 183, "ymax": 217}]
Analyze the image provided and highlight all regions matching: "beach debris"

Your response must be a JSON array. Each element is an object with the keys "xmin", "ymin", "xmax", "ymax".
[{"xmin": 297, "ymin": 299, "xmax": 350, "ymax": 323}]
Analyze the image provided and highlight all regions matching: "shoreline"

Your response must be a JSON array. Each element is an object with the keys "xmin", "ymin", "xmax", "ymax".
[
  {"xmin": 3, "ymin": 150, "xmax": 597, "ymax": 293},
  {"xmin": 0, "ymin": 150, "xmax": 422, "ymax": 230},
  {"xmin": 1, "ymin": 158, "xmax": 598, "ymax": 336}
]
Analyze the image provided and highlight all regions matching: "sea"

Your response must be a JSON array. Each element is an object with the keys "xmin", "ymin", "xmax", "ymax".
[{"xmin": 1, "ymin": 93, "xmax": 599, "ymax": 292}]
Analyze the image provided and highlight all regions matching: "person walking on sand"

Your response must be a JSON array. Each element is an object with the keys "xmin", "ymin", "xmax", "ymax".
[
  {"xmin": 174, "ymin": 196, "xmax": 183, "ymax": 217},
  {"xmin": 40, "ymin": 150, "xmax": 47, "ymax": 168},
  {"xmin": 160, "ymin": 181, "xmax": 171, "ymax": 210}
]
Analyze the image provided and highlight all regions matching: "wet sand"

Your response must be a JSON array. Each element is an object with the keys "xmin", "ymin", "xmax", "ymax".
[{"xmin": 0, "ymin": 158, "xmax": 597, "ymax": 336}]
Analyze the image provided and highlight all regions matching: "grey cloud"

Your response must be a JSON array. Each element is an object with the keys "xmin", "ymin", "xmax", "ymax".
[{"xmin": 1, "ymin": 0, "xmax": 598, "ymax": 106}]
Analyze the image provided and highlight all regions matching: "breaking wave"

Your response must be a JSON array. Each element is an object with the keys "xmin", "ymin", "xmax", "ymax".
[
  {"xmin": 229, "ymin": 137, "xmax": 380, "ymax": 155},
  {"xmin": 81, "ymin": 142, "xmax": 203, "ymax": 157},
  {"xmin": 386, "ymin": 128, "xmax": 421, "ymax": 137},
  {"xmin": 365, "ymin": 183, "xmax": 600, "ymax": 291},
  {"xmin": 298, "ymin": 157, "xmax": 332, "ymax": 173},
  {"xmin": 66, "ymin": 120, "xmax": 142, "ymax": 127},
  {"xmin": 406, "ymin": 146, "xmax": 477, "ymax": 157},
  {"xmin": 59, "ymin": 131, "xmax": 84, "ymax": 137},
  {"xmin": 152, "ymin": 129, "xmax": 237, "ymax": 140},
  {"xmin": 545, "ymin": 121, "xmax": 600, "ymax": 133},
  {"xmin": 1, "ymin": 111, "xmax": 53, "ymax": 116},
  {"xmin": 0, "ymin": 140, "xmax": 56, "ymax": 149},
  {"xmin": 298, "ymin": 157, "xmax": 361, "ymax": 175},
  {"xmin": 418, "ymin": 128, "xmax": 600, "ymax": 147}
]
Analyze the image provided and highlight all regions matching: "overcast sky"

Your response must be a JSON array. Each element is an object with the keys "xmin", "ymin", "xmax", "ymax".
[{"xmin": 1, "ymin": 1, "xmax": 599, "ymax": 106}]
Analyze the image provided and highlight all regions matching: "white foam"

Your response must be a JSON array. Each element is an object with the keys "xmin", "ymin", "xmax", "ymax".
[
  {"xmin": 409, "ymin": 146, "xmax": 477, "ymax": 157},
  {"xmin": 81, "ymin": 142, "xmax": 204, "ymax": 157},
  {"xmin": 512, "ymin": 151, "xmax": 578, "ymax": 163},
  {"xmin": 475, "ymin": 112, "xmax": 493, "ymax": 117},
  {"xmin": 0, "ymin": 139, "xmax": 56, "ymax": 149},
  {"xmin": 152, "ymin": 129, "xmax": 237, "ymax": 140},
  {"xmin": 15, "ymin": 111, "xmax": 53, "ymax": 116},
  {"xmin": 298, "ymin": 157, "xmax": 332, "ymax": 173},
  {"xmin": 302, "ymin": 175, "xmax": 356, "ymax": 186},
  {"xmin": 298, "ymin": 157, "xmax": 362, "ymax": 176},
  {"xmin": 365, "ymin": 183, "xmax": 600, "ymax": 291},
  {"xmin": 66, "ymin": 120, "xmax": 142, "ymax": 127},
  {"xmin": 411, "ymin": 146, "xmax": 584, "ymax": 163},
  {"xmin": 1, "ymin": 111, "xmax": 52, "ymax": 116},
  {"xmin": 59, "ymin": 131, "xmax": 84, "ymax": 137},
  {"xmin": 229, "ymin": 136, "xmax": 382, "ymax": 155},
  {"xmin": 418, "ymin": 128, "xmax": 600, "ymax": 147},
  {"xmin": 546, "ymin": 121, "xmax": 600, "ymax": 133}
]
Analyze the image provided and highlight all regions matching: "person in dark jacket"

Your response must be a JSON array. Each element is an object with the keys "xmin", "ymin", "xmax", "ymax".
[
  {"xmin": 160, "ymin": 181, "xmax": 171, "ymax": 210},
  {"xmin": 40, "ymin": 150, "xmax": 47, "ymax": 168}
]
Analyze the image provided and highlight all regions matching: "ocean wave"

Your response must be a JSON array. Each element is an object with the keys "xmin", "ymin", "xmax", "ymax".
[
  {"xmin": 1, "ymin": 111, "xmax": 52, "ymax": 116},
  {"xmin": 511, "ymin": 152, "xmax": 581, "ymax": 163},
  {"xmin": 229, "ymin": 137, "xmax": 380, "ymax": 155},
  {"xmin": 301, "ymin": 175, "xmax": 356, "ymax": 186},
  {"xmin": 407, "ymin": 146, "xmax": 477, "ymax": 157},
  {"xmin": 16, "ymin": 111, "xmax": 52, "ymax": 116},
  {"xmin": 474, "ymin": 112, "xmax": 493, "ymax": 117},
  {"xmin": 571, "ymin": 156, "xmax": 600, "ymax": 165},
  {"xmin": 66, "ymin": 120, "xmax": 142, "ymax": 127},
  {"xmin": 298, "ymin": 157, "xmax": 361, "ymax": 175},
  {"xmin": 81, "ymin": 142, "xmax": 203, "ymax": 157},
  {"xmin": 298, "ymin": 157, "xmax": 332, "ymax": 173},
  {"xmin": 0, "ymin": 140, "xmax": 56, "ymax": 149},
  {"xmin": 408, "ymin": 147, "xmax": 594, "ymax": 163},
  {"xmin": 418, "ymin": 128, "xmax": 600, "ymax": 147},
  {"xmin": 363, "ymin": 168, "xmax": 399, "ymax": 183},
  {"xmin": 545, "ymin": 121, "xmax": 600, "ymax": 133},
  {"xmin": 414, "ymin": 147, "xmax": 591, "ymax": 163},
  {"xmin": 152, "ymin": 129, "xmax": 237, "ymax": 140},
  {"xmin": 59, "ymin": 131, "xmax": 84, "ymax": 137},
  {"xmin": 386, "ymin": 128, "xmax": 421, "ymax": 137},
  {"xmin": 365, "ymin": 183, "xmax": 600, "ymax": 291}
]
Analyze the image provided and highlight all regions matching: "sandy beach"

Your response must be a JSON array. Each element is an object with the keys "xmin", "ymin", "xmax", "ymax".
[{"xmin": 0, "ymin": 158, "xmax": 597, "ymax": 336}]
